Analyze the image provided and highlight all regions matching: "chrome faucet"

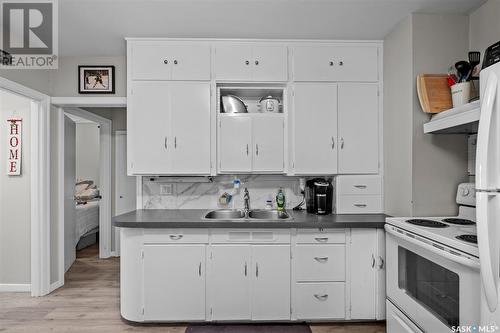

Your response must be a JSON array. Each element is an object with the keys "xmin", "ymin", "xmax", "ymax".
[{"xmin": 243, "ymin": 187, "xmax": 250, "ymax": 217}]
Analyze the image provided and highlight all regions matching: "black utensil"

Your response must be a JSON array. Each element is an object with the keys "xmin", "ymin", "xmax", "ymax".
[
  {"xmin": 455, "ymin": 61, "xmax": 471, "ymax": 82},
  {"xmin": 468, "ymin": 51, "xmax": 481, "ymax": 80}
]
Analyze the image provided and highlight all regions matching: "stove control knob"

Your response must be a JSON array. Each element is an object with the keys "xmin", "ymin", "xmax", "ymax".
[{"xmin": 461, "ymin": 187, "xmax": 470, "ymax": 196}]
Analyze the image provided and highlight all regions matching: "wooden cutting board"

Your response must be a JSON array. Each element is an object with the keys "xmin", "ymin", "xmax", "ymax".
[{"xmin": 417, "ymin": 74, "xmax": 453, "ymax": 113}]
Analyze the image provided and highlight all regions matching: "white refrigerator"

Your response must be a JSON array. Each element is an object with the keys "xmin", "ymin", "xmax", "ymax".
[{"xmin": 478, "ymin": 52, "xmax": 500, "ymax": 327}]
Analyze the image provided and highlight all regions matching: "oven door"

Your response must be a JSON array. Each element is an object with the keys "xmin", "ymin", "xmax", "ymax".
[{"xmin": 386, "ymin": 225, "xmax": 480, "ymax": 332}]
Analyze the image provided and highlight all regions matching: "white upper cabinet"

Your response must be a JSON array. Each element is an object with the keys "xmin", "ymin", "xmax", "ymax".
[
  {"xmin": 219, "ymin": 116, "xmax": 253, "ymax": 173},
  {"xmin": 131, "ymin": 43, "xmax": 211, "ymax": 80},
  {"xmin": 215, "ymin": 44, "xmax": 288, "ymax": 81},
  {"xmin": 218, "ymin": 115, "xmax": 285, "ymax": 173},
  {"xmin": 170, "ymin": 82, "xmax": 211, "ymax": 173},
  {"xmin": 292, "ymin": 45, "xmax": 378, "ymax": 82},
  {"xmin": 128, "ymin": 81, "xmax": 211, "ymax": 175},
  {"xmin": 252, "ymin": 116, "xmax": 284, "ymax": 172},
  {"xmin": 293, "ymin": 83, "xmax": 338, "ymax": 174},
  {"xmin": 338, "ymin": 83, "xmax": 379, "ymax": 174},
  {"xmin": 128, "ymin": 81, "xmax": 172, "ymax": 174}
]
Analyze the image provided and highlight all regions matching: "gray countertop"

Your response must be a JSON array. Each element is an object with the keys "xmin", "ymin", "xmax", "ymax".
[{"xmin": 113, "ymin": 209, "xmax": 387, "ymax": 229}]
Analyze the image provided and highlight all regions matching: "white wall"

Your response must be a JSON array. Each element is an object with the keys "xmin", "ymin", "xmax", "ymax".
[
  {"xmin": 383, "ymin": 13, "xmax": 470, "ymax": 217},
  {"xmin": 75, "ymin": 122, "xmax": 100, "ymax": 185},
  {"xmin": 469, "ymin": 0, "xmax": 500, "ymax": 55},
  {"xmin": 0, "ymin": 90, "xmax": 32, "ymax": 285},
  {"xmin": 384, "ymin": 16, "xmax": 413, "ymax": 217}
]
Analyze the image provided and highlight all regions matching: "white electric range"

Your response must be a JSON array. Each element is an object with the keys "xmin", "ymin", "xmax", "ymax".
[{"xmin": 385, "ymin": 183, "xmax": 481, "ymax": 333}]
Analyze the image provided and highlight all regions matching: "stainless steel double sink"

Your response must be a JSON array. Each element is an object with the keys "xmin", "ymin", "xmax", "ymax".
[{"xmin": 203, "ymin": 209, "xmax": 291, "ymax": 221}]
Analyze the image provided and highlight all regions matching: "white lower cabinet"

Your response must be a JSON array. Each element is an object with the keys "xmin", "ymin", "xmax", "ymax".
[
  {"xmin": 121, "ymin": 227, "xmax": 386, "ymax": 322},
  {"xmin": 210, "ymin": 245, "xmax": 252, "ymax": 320},
  {"xmin": 295, "ymin": 283, "xmax": 345, "ymax": 320},
  {"xmin": 349, "ymin": 229, "xmax": 386, "ymax": 320},
  {"xmin": 143, "ymin": 244, "xmax": 206, "ymax": 321},
  {"xmin": 209, "ymin": 244, "xmax": 291, "ymax": 321}
]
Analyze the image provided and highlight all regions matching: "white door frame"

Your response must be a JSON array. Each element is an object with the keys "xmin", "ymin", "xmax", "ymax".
[
  {"xmin": 0, "ymin": 77, "xmax": 51, "ymax": 296},
  {"xmin": 57, "ymin": 107, "xmax": 112, "ymax": 275}
]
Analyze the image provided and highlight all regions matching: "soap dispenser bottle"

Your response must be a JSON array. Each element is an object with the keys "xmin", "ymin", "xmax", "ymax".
[{"xmin": 276, "ymin": 188, "xmax": 286, "ymax": 211}]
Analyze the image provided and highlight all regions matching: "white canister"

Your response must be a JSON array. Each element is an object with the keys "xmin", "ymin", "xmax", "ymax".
[{"xmin": 451, "ymin": 82, "xmax": 472, "ymax": 108}]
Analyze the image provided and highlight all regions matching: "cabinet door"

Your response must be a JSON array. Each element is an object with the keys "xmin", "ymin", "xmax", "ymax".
[
  {"xmin": 131, "ymin": 44, "xmax": 173, "ymax": 80},
  {"xmin": 338, "ymin": 84, "xmax": 379, "ymax": 174},
  {"xmin": 350, "ymin": 229, "xmax": 377, "ymax": 319},
  {"xmin": 128, "ymin": 81, "xmax": 172, "ymax": 174},
  {"xmin": 252, "ymin": 46, "xmax": 288, "ymax": 82},
  {"xmin": 293, "ymin": 83, "xmax": 338, "ymax": 174},
  {"xmin": 376, "ymin": 229, "xmax": 386, "ymax": 320},
  {"xmin": 219, "ymin": 116, "xmax": 252, "ymax": 172},
  {"xmin": 251, "ymin": 245, "xmax": 291, "ymax": 320},
  {"xmin": 143, "ymin": 244, "xmax": 206, "ymax": 321},
  {"xmin": 252, "ymin": 116, "xmax": 284, "ymax": 172},
  {"xmin": 171, "ymin": 45, "xmax": 211, "ymax": 80},
  {"xmin": 215, "ymin": 45, "xmax": 252, "ymax": 81},
  {"xmin": 293, "ymin": 46, "xmax": 336, "ymax": 81},
  {"xmin": 210, "ymin": 245, "xmax": 251, "ymax": 320},
  {"xmin": 170, "ymin": 82, "xmax": 211, "ymax": 174},
  {"xmin": 332, "ymin": 46, "xmax": 378, "ymax": 82}
]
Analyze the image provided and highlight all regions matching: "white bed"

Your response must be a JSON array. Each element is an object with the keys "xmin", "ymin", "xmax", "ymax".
[{"xmin": 75, "ymin": 201, "xmax": 99, "ymax": 247}]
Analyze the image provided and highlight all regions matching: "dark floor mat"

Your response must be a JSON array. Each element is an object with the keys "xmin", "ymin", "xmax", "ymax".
[{"xmin": 185, "ymin": 324, "xmax": 312, "ymax": 333}]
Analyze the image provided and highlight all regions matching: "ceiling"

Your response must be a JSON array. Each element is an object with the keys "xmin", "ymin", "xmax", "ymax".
[{"xmin": 59, "ymin": 0, "xmax": 486, "ymax": 57}]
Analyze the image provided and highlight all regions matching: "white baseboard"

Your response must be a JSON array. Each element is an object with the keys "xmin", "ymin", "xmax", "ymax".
[
  {"xmin": 0, "ymin": 284, "xmax": 31, "ymax": 292},
  {"xmin": 49, "ymin": 280, "xmax": 63, "ymax": 293}
]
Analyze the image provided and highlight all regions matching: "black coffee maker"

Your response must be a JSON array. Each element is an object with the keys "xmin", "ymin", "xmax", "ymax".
[{"xmin": 305, "ymin": 178, "xmax": 333, "ymax": 215}]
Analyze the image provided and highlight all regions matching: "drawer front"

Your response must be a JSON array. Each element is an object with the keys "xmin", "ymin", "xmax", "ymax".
[
  {"xmin": 131, "ymin": 44, "xmax": 211, "ymax": 80},
  {"xmin": 295, "ymin": 245, "xmax": 345, "ymax": 282},
  {"xmin": 296, "ymin": 229, "xmax": 346, "ymax": 244},
  {"xmin": 337, "ymin": 175, "xmax": 382, "ymax": 195},
  {"xmin": 337, "ymin": 195, "xmax": 383, "ymax": 214},
  {"xmin": 143, "ymin": 229, "xmax": 209, "ymax": 244},
  {"xmin": 211, "ymin": 229, "xmax": 291, "ymax": 244},
  {"xmin": 295, "ymin": 282, "xmax": 345, "ymax": 319}
]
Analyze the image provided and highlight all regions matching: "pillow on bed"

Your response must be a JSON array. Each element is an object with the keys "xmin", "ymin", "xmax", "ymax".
[
  {"xmin": 75, "ymin": 187, "xmax": 100, "ymax": 202},
  {"xmin": 75, "ymin": 180, "xmax": 94, "ymax": 194}
]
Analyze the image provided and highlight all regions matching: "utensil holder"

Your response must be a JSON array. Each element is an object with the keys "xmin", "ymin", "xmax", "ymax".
[{"xmin": 451, "ymin": 82, "xmax": 471, "ymax": 108}]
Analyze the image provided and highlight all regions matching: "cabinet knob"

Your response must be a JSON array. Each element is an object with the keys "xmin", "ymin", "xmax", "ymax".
[
  {"xmin": 163, "ymin": 59, "xmax": 168, "ymax": 64},
  {"xmin": 339, "ymin": 61, "xmax": 344, "ymax": 66},
  {"xmin": 329, "ymin": 61, "xmax": 334, "ymax": 66},
  {"xmin": 255, "ymin": 60, "xmax": 259, "ymax": 65},
  {"xmin": 173, "ymin": 60, "xmax": 178, "ymax": 65},
  {"xmin": 245, "ymin": 60, "xmax": 250, "ymax": 65}
]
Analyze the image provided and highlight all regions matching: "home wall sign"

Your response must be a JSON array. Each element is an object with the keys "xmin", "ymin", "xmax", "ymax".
[{"xmin": 7, "ymin": 118, "xmax": 22, "ymax": 176}]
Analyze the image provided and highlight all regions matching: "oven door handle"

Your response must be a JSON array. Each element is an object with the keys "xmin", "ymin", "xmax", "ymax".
[{"xmin": 385, "ymin": 226, "xmax": 480, "ymax": 270}]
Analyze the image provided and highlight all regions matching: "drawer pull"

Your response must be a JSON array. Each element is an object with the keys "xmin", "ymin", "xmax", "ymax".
[
  {"xmin": 314, "ymin": 237, "xmax": 329, "ymax": 243},
  {"xmin": 354, "ymin": 185, "xmax": 367, "ymax": 189},
  {"xmin": 354, "ymin": 204, "xmax": 367, "ymax": 208},
  {"xmin": 244, "ymin": 262, "xmax": 247, "ymax": 276},
  {"xmin": 198, "ymin": 262, "xmax": 202, "ymax": 276},
  {"xmin": 314, "ymin": 257, "xmax": 329, "ymax": 263},
  {"xmin": 314, "ymin": 294, "xmax": 329, "ymax": 301},
  {"xmin": 169, "ymin": 234, "xmax": 183, "ymax": 240}
]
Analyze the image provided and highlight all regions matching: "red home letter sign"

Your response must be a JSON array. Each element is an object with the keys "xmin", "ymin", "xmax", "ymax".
[{"xmin": 7, "ymin": 118, "xmax": 22, "ymax": 176}]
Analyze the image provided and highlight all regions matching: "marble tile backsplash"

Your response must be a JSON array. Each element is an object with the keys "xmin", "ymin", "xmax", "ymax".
[{"xmin": 142, "ymin": 175, "xmax": 305, "ymax": 210}]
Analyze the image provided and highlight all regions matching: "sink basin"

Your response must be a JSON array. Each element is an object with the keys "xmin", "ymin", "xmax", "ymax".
[
  {"xmin": 204, "ymin": 209, "xmax": 245, "ymax": 220},
  {"xmin": 248, "ymin": 209, "xmax": 291, "ymax": 220}
]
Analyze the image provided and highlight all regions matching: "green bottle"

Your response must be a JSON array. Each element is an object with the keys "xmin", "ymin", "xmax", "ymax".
[{"xmin": 276, "ymin": 188, "xmax": 286, "ymax": 211}]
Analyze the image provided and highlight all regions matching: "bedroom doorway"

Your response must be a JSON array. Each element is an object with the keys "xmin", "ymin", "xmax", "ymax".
[{"xmin": 59, "ymin": 107, "xmax": 112, "ymax": 276}]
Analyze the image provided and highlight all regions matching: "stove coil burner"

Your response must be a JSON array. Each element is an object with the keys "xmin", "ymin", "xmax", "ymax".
[
  {"xmin": 456, "ymin": 234, "xmax": 477, "ymax": 244},
  {"xmin": 442, "ymin": 218, "xmax": 475, "ymax": 225},
  {"xmin": 405, "ymin": 219, "xmax": 449, "ymax": 228}
]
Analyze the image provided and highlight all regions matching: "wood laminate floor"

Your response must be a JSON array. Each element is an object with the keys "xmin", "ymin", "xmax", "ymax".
[{"xmin": 0, "ymin": 245, "xmax": 386, "ymax": 333}]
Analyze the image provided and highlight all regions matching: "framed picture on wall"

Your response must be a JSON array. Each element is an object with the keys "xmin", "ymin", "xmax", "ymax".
[{"xmin": 78, "ymin": 65, "xmax": 115, "ymax": 94}]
